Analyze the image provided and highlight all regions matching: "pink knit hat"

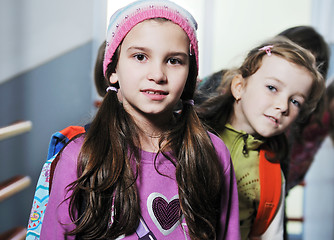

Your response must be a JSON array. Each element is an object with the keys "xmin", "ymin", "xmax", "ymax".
[{"xmin": 103, "ymin": 0, "xmax": 198, "ymax": 77}]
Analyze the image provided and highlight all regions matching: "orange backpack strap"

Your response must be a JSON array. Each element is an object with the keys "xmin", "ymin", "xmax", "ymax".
[
  {"xmin": 249, "ymin": 149, "xmax": 282, "ymax": 237},
  {"xmin": 59, "ymin": 125, "xmax": 85, "ymax": 140}
]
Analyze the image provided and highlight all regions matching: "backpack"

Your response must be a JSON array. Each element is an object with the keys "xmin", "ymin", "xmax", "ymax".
[
  {"xmin": 26, "ymin": 125, "xmax": 157, "ymax": 240},
  {"xmin": 249, "ymin": 149, "xmax": 282, "ymax": 237},
  {"xmin": 26, "ymin": 126, "xmax": 85, "ymax": 239}
]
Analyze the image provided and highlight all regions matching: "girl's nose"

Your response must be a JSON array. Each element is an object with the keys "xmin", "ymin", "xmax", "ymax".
[
  {"xmin": 275, "ymin": 97, "xmax": 289, "ymax": 115},
  {"xmin": 147, "ymin": 63, "xmax": 167, "ymax": 83}
]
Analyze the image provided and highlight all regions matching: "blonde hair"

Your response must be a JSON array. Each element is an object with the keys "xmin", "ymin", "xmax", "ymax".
[
  {"xmin": 197, "ymin": 36, "xmax": 325, "ymax": 162},
  {"xmin": 238, "ymin": 36, "xmax": 324, "ymax": 117}
]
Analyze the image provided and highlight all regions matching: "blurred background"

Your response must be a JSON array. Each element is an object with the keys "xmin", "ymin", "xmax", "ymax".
[{"xmin": 0, "ymin": 0, "xmax": 333, "ymax": 239}]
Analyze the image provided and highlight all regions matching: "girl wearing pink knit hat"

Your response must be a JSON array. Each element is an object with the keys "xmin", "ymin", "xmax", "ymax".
[{"xmin": 39, "ymin": 1, "xmax": 240, "ymax": 239}]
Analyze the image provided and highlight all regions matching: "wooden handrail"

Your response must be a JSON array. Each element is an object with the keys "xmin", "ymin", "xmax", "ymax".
[
  {"xmin": 0, "ymin": 121, "xmax": 32, "ymax": 238},
  {"xmin": 0, "ymin": 226, "xmax": 27, "ymax": 240},
  {"xmin": 0, "ymin": 121, "xmax": 32, "ymax": 141},
  {"xmin": 0, "ymin": 175, "xmax": 31, "ymax": 202},
  {"xmin": 287, "ymin": 217, "xmax": 304, "ymax": 222}
]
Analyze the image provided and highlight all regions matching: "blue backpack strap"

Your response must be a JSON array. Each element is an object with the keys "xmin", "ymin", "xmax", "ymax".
[
  {"xmin": 26, "ymin": 126, "xmax": 85, "ymax": 240},
  {"xmin": 47, "ymin": 125, "xmax": 87, "ymax": 160},
  {"xmin": 46, "ymin": 132, "xmax": 68, "ymax": 160}
]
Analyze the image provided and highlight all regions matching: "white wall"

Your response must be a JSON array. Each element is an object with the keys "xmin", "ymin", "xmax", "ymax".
[
  {"xmin": 311, "ymin": 0, "xmax": 334, "ymax": 45},
  {"xmin": 304, "ymin": 137, "xmax": 334, "ymax": 240},
  {"xmin": 210, "ymin": 0, "xmax": 312, "ymax": 75},
  {"xmin": 0, "ymin": 0, "xmax": 104, "ymax": 231},
  {"xmin": 0, "ymin": 0, "xmax": 96, "ymax": 84}
]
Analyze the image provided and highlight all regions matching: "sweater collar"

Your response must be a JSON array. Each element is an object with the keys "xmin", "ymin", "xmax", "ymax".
[{"xmin": 223, "ymin": 124, "xmax": 264, "ymax": 156}]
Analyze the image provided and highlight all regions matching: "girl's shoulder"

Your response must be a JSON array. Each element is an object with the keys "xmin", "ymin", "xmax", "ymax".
[
  {"xmin": 50, "ymin": 135, "xmax": 85, "ymax": 186},
  {"xmin": 207, "ymin": 131, "xmax": 229, "ymax": 151},
  {"xmin": 57, "ymin": 135, "xmax": 85, "ymax": 164}
]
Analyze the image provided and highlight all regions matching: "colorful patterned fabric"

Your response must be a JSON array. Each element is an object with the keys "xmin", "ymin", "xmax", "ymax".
[{"xmin": 26, "ymin": 157, "xmax": 55, "ymax": 239}]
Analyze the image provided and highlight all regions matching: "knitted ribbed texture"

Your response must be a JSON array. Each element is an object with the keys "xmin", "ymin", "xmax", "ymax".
[{"xmin": 103, "ymin": 0, "xmax": 198, "ymax": 76}]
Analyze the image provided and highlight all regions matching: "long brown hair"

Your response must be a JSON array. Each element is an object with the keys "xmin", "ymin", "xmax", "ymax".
[
  {"xmin": 67, "ymin": 26, "xmax": 224, "ymax": 240},
  {"xmin": 196, "ymin": 36, "xmax": 325, "ymax": 162}
]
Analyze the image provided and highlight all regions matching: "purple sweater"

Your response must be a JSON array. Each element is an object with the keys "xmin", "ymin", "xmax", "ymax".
[{"xmin": 40, "ymin": 132, "xmax": 240, "ymax": 239}]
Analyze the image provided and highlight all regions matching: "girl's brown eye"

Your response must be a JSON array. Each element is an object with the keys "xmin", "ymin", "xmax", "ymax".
[
  {"xmin": 168, "ymin": 58, "xmax": 182, "ymax": 65},
  {"xmin": 134, "ymin": 54, "xmax": 146, "ymax": 61}
]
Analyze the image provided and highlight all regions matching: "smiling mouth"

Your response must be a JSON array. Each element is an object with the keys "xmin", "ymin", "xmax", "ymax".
[
  {"xmin": 142, "ymin": 90, "xmax": 168, "ymax": 95},
  {"xmin": 266, "ymin": 115, "xmax": 279, "ymax": 126}
]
